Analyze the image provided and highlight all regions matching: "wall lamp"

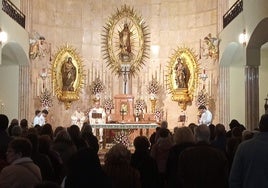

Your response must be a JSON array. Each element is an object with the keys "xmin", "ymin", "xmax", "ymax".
[
  {"xmin": 0, "ymin": 28, "xmax": 8, "ymax": 45},
  {"xmin": 239, "ymin": 29, "xmax": 248, "ymax": 47}
]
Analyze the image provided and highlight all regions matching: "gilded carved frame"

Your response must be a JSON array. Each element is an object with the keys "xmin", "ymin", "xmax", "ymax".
[
  {"xmin": 167, "ymin": 47, "xmax": 199, "ymax": 110},
  {"xmin": 102, "ymin": 4, "xmax": 150, "ymax": 76},
  {"xmin": 51, "ymin": 44, "xmax": 84, "ymax": 109}
]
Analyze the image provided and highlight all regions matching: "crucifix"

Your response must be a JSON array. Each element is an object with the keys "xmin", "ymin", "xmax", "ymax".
[
  {"xmin": 121, "ymin": 64, "xmax": 131, "ymax": 94},
  {"xmin": 120, "ymin": 108, "xmax": 126, "ymax": 120}
]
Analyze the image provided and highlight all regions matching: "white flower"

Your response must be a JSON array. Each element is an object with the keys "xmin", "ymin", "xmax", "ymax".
[
  {"xmin": 90, "ymin": 77, "xmax": 105, "ymax": 95},
  {"xmin": 39, "ymin": 89, "xmax": 53, "ymax": 108},
  {"xmin": 147, "ymin": 78, "xmax": 160, "ymax": 95}
]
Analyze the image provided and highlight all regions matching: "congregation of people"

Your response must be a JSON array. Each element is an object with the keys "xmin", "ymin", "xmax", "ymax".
[{"xmin": 0, "ymin": 111, "xmax": 268, "ymax": 188}]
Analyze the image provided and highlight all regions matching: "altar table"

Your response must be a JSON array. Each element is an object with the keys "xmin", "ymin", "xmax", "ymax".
[{"xmin": 91, "ymin": 123, "xmax": 159, "ymax": 148}]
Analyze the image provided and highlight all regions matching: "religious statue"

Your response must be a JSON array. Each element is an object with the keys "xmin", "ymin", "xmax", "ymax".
[
  {"xmin": 203, "ymin": 33, "xmax": 220, "ymax": 60},
  {"xmin": 174, "ymin": 57, "xmax": 189, "ymax": 88},
  {"xmin": 61, "ymin": 57, "xmax": 77, "ymax": 91},
  {"xmin": 71, "ymin": 107, "xmax": 86, "ymax": 129},
  {"xmin": 29, "ymin": 32, "xmax": 49, "ymax": 60},
  {"xmin": 119, "ymin": 23, "xmax": 132, "ymax": 62}
]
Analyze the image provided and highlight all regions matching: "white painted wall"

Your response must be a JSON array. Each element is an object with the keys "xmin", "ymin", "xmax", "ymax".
[{"xmin": 0, "ymin": 65, "xmax": 19, "ymax": 120}]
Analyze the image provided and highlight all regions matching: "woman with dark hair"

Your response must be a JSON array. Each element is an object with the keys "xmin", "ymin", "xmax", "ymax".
[{"xmin": 63, "ymin": 147, "xmax": 111, "ymax": 187}]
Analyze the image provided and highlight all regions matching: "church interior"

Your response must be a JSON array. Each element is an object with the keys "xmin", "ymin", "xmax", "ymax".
[{"xmin": 1, "ymin": 0, "xmax": 268, "ymax": 134}]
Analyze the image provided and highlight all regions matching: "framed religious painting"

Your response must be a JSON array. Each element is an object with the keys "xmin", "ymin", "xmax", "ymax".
[
  {"xmin": 167, "ymin": 47, "xmax": 199, "ymax": 110},
  {"xmin": 102, "ymin": 4, "xmax": 150, "ymax": 76},
  {"xmin": 51, "ymin": 44, "xmax": 84, "ymax": 109}
]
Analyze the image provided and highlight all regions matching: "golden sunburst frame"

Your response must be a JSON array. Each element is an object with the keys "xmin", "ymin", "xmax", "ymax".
[
  {"xmin": 167, "ymin": 47, "xmax": 199, "ymax": 110},
  {"xmin": 102, "ymin": 4, "xmax": 150, "ymax": 76},
  {"xmin": 51, "ymin": 44, "xmax": 85, "ymax": 109}
]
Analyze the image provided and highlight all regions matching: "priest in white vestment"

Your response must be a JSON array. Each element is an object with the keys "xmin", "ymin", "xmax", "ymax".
[{"xmin": 88, "ymin": 100, "xmax": 106, "ymax": 142}]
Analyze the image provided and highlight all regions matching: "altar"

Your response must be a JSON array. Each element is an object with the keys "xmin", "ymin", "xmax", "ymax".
[{"xmin": 91, "ymin": 123, "xmax": 159, "ymax": 148}]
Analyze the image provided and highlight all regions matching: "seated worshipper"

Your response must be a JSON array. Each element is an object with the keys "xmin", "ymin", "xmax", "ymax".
[
  {"xmin": 71, "ymin": 107, "xmax": 86, "ymax": 129},
  {"xmin": 178, "ymin": 124, "xmax": 229, "ymax": 188},
  {"xmin": 88, "ymin": 99, "xmax": 106, "ymax": 142},
  {"xmin": 198, "ymin": 105, "xmax": 212, "ymax": 125},
  {"xmin": 0, "ymin": 137, "xmax": 42, "ymax": 187}
]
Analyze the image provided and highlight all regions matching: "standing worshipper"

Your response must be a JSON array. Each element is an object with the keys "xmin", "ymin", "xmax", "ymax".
[
  {"xmin": 0, "ymin": 114, "xmax": 11, "ymax": 171},
  {"xmin": 229, "ymin": 114, "xmax": 268, "ymax": 188},
  {"xmin": 0, "ymin": 138, "xmax": 42, "ymax": 187},
  {"xmin": 178, "ymin": 124, "xmax": 229, "ymax": 188},
  {"xmin": 39, "ymin": 109, "xmax": 49, "ymax": 126},
  {"xmin": 33, "ymin": 109, "xmax": 42, "ymax": 127}
]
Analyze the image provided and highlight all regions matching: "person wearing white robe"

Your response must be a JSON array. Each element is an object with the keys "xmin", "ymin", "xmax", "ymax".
[
  {"xmin": 88, "ymin": 100, "xmax": 106, "ymax": 142},
  {"xmin": 71, "ymin": 107, "xmax": 86, "ymax": 129}
]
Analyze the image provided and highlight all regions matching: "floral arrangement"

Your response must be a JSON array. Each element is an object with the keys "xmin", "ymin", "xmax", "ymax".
[
  {"xmin": 113, "ymin": 130, "xmax": 130, "ymax": 148},
  {"xmin": 196, "ymin": 88, "xmax": 209, "ymax": 106},
  {"xmin": 103, "ymin": 98, "xmax": 114, "ymax": 111},
  {"xmin": 90, "ymin": 77, "xmax": 105, "ymax": 95},
  {"xmin": 134, "ymin": 98, "xmax": 146, "ymax": 111},
  {"xmin": 39, "ymin": 88, "xmax": 53, "ymax": 108},
  {"xmin": 147, "ymin": 78, "xmax": 160, "ymax": 95}
]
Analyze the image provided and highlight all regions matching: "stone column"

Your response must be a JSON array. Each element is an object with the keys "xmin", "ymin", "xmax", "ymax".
[
  {"xmin": 19, "ymin": 65, "xmax": 29, "ymax": 121},
  {"xmin": 245, "ymin": 66, "xmax": 259, "ymax": 130},
  {"xmin": 219, "ymin": 66, "xmax": 230, "ymax": 128}
]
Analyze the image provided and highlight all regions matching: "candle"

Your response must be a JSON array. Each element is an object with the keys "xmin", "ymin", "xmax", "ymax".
[
  {"xmin": 52, "ymin": 80, "xmax": 55, "ymax": 96},
  {"xmin": 137, "ymin": 76, "xmax": 140, "ymax": 92},
  {"xmin": 88, "ymin": 69, "xmax": 90, "ymax": 85},
  {"xmin": 162, "ymin": 69, "xmax": 165, "ymax": 86},
  {"xmin": 37, "ymin": 78, "xmax": 40, "ymax": 96},
  {"xmin": 159, "ymin": 64, "xmax": 162, "ymax": 83},
  {"xmin": 102, "ymin": 63, "xmax": 104, "ymax": 82},
  {"xmin": 166, "ymin": 109, "xmax": 168, "ymax": 120},
  {"xmin": 91, "ymin": 62, "xmax": 94, "ymax": 83}
]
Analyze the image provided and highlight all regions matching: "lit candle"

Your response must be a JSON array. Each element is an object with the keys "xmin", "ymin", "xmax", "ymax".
[{"xmin": 52, "ymin": 80, "xmax": 55, "ymax": 96}]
